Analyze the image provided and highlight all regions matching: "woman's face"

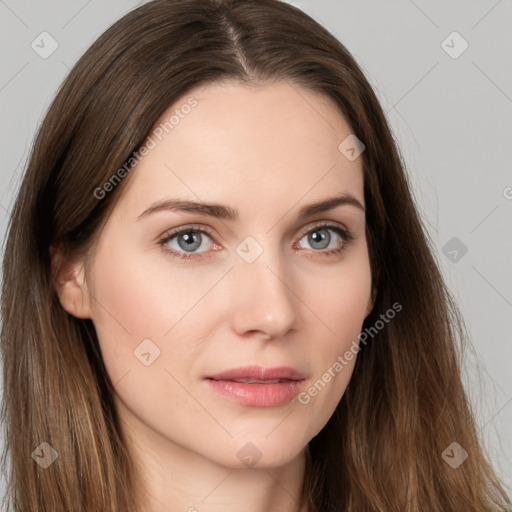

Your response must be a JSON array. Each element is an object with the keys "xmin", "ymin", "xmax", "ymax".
[{"xmin": 63, "ymin": 79, "xmax": 373, "ymax": 469}]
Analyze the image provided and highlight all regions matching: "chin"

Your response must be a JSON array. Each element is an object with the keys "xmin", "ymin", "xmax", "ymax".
[{"xmin": 213, "ymin": 431, "xmax": 310, "ymax": 470}]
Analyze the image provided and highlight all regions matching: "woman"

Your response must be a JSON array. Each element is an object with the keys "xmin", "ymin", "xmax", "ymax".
[{"xmin": 1, "ymin": 0, "xmax": 510, "ymax": 511}]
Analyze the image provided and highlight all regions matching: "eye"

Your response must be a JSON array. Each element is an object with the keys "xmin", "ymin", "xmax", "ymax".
[
  {"xmin": 158, "ymin": 225, "xmax": 220, "ymax": 260},
  {"xmin": 294, "ymin": 223, "xmax": 353, "ymax": 257},
  {"xmin": 158, "ymin": 222, "xmax": 354, "ymax": 260}
]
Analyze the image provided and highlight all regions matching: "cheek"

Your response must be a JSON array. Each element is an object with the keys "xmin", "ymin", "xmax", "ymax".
[
  {"xmin": 297, "ymin": 256, "xmax": 371, "ymax": 417},
  {"xmin": 307, "ymin": 253, "xmax": 372, "ymax": 342},
  {"xmin": 87, "ymin": 254, "xmax": 212, "ymax": 443},
  {"xmin": 88, "ymin": 247, "xmax": 225, "ymax": 386}
]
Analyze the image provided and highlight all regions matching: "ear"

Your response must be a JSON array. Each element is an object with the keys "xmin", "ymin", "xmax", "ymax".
[
  {"xmin": 365, "ymin": 287, "xmax": 376, "ymax": 318},
  {"xmin": 50, "ymin": 243, "xmax": 93, "ymax": 319}
]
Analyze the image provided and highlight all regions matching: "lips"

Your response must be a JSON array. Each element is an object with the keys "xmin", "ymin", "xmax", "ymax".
[
  {"xmin": 227, "ymin": 378, "xmax": 284, "ymax": 384},
  {"xmin": 204, "ymin": 365, "xmax": 307, "ymax": 407},
  {"xmin": 205, "ymin": 365, "xmax": 307, "ymax": 382}
]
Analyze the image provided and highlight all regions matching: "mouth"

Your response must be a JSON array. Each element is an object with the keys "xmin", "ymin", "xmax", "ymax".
[
  {"xmin": 211, "ymin": 377, "xmax": 292, "ymax": 384},
  {"xmin": 205, "ymin": 365, "xmax": 307, "ymax": 382},
  {"xmin": 204, "ymin": 365, "xmax": 307, "ymax": 407}
]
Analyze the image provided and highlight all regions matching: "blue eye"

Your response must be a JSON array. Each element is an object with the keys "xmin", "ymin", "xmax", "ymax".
[
  {"xmin": 296, "ymin": 224, "xmax": 350, "ymax": 252},
  {"xmin": 172, "ymin": 230, "xmax": 207, "ymax": 252},
  {"xmin": 158, "ymin": 222, "xmax": 353, "ymax": 260},
  {"xmin": 159, "ymin": 225, "xmax": 217, "ymax": 259}
]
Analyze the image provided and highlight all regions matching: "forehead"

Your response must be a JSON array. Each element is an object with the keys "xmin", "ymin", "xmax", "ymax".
[{"xmin": 116, "ymin": 79, "xmax": 364, "ymax": 219}]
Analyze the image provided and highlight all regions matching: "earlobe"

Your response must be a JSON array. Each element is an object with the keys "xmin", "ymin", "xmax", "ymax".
[
  {"xmin": 365, "ymin": 287, "xmax": 376, "ymax": 317},
  {"xmin": 50, "ymin": 243, "xmax": 93, "ymax": 319}
]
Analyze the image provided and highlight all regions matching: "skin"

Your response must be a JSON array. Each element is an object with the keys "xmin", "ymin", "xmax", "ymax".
[{"xmin": 53, "ymin": 79, "xmax": 374, "ymax": 512}]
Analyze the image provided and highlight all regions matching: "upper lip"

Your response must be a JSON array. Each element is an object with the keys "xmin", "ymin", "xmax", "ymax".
[{"xmin": 205, "ymin": 365, "xmax": 307, "ymax": 381}]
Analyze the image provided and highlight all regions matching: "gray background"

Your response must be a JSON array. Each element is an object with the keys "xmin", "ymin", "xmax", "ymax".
[{"xmin": 0, "ymin": 0, "xmax": 511, "ymax": 500}]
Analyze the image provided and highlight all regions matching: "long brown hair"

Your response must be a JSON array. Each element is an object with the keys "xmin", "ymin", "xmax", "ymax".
[{"xmin": 1, "ymin": 1, "xmax": 510, "ymax": 510}]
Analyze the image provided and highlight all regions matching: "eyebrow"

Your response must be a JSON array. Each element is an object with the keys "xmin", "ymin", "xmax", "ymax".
[{"xmin": 136, "ymin": 193, "xmax": 365, "ymax": 223}]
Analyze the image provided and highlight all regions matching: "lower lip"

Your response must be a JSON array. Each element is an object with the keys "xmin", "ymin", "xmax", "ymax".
[{"xmin": 205, "ymin": 378, "xmax": 305, "ymax": 407}]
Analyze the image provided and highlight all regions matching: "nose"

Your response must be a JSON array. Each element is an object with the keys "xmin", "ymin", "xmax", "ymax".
[{"xmin": 229, "ymin": 245, "xmax": 299, "ymax": 340}]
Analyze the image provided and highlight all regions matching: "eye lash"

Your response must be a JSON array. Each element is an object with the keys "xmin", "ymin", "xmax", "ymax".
[
  {"xmin": 293, "ymin": 222, "xmax": 354, "ymax": 258},
  {"xmin": 158, "ymin": 222, "xmax": 354, "ymax": 260},
  {"xmin": 158, "ymin": 224, "xmax": 216, "ymax": 260},
  {"xmin": 296, "ymin": 222, "xmax": 353, "ymax": 245}
]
